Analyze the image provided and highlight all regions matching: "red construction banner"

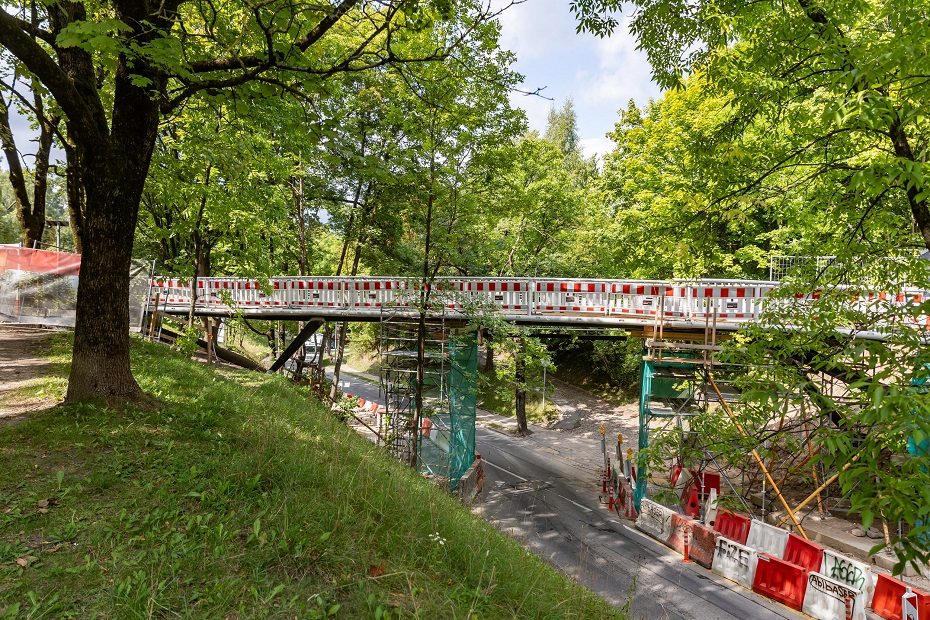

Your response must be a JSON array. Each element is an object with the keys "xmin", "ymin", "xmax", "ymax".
[
  {"xmin": 0, "ymin": 246, "xmax": 81, "ymax": 276},
  {"xmin": 0, "ymin": 246, "xmax": 151, "ymax": 330}
]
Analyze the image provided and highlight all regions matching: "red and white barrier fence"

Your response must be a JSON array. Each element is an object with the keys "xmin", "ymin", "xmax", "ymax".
[
  {"xmin": 628, "ymin": 498, "xmax": 928, "ymax": 620},
  {"xmin": 149, "ymin": 275, "xmax": 930, "ymax": 332}
]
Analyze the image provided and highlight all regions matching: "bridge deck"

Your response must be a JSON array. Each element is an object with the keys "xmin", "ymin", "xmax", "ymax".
[{"xmin": 149, "ymin": 275, "xmax": 928, "ymax": 339}]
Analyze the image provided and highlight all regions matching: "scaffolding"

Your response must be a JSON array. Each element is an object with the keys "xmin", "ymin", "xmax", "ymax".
[
  {"xmin": 378, "ymin": 309, "xmax": 477, "ymax": 490},
  {"xmin": 634, "ymin": 313, "xmax": 843, "ymax": 524},
  {"xmin": 634, "ymin": 307, "xmax": 747, "ymax": 511}
]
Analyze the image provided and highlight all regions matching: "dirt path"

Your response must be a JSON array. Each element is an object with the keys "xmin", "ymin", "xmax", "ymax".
[
  {"xmin": 0, "ymin": 325, "xmax": 59, "ymax": 423},
  {"xmin": 547, "ymin": 377, "xmax": 640, "ymax": 445}
]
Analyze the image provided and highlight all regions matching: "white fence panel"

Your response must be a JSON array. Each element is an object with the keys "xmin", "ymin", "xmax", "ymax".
[
  {"xmin": 821, "ymin": 550, "xmax": 876, "ymax": 602},
  {"xmin": 635, "ymin": 499, "xmax": 674, "ymax": 543},
  {"xmin": 746, "ymin": 519, "xmax": 789, "ymax": 557},
  {"xmin": 712, "ymin": 537, "xmax": 759, "ymax": 588},
  {"xmin": 803, "ymin": 572, "xmax": 865, "ymax": 620}
]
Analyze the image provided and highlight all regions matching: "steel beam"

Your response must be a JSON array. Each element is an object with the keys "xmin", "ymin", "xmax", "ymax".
[{"xmin": 268, "ymin": 318, "xmax": 324, "ymax": 374}]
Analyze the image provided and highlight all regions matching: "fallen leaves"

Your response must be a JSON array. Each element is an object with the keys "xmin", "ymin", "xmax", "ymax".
[{"xmin": 35, "ymin": 497, "xmax": 59, "ymax": 514}]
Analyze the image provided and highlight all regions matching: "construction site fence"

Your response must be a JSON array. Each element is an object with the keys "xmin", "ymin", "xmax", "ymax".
[
  {"xmin": 0, "ymin": 246, "xmax": 151, "ymax": 331},
  {"xmin": 149, "ymin": 276, "xmax": 930, "ymax": 329},
  {"xmin": 632, "ymin": 497, "xmax": 930, "ymax": 620}
]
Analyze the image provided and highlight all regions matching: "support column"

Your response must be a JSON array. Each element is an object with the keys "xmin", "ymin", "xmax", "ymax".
[{"xmin": 268, "ymin": 318, "xmax": 324, "ymax": 374}]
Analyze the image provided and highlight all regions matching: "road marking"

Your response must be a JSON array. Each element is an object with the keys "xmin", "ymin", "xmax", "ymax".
[
  {"xmin": 483, "ymin": 459, "xmax": 529, "ymax": 482},
  {"xmin": 485, "ymin": 460, "xmax": 593, "ymax": 513},
  {"xmin": 554, "ymin": 493, "xmax": 593, "ymax": 513}
]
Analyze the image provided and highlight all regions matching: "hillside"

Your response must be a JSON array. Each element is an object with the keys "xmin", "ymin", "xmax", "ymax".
[{"xmin": 0, "ymin": 332, "xmax": 619, "ymax": 618}]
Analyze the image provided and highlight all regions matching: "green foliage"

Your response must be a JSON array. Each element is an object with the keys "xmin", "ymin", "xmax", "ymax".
[
  {"xmin": 171, "ymin": 324, "xmax": 200, "ymax": 357},
  {"xmin": 589, "ymin": 338, "xmax": 643, "ymax": 395},
  {"xmin": 0, "ymin": 334, "xmax": 619, "ymax": 618},
  {"xmin": 723, "ymin": 255, "xmax": 930, "ymax": 572},
  {"xmin": 577, "ymin": 0, "xmax": 930, "ymax": 263}
]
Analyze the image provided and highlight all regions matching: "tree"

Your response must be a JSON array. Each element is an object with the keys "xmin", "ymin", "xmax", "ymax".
[
  {"xmin": 0, "ymin": 0, "xmax": 502, "ymax": 401},
  {"xmin": 571, "ymin": 0, "xmax": 930, "ymax": 253},
  {"xmin": 572, "ymin": 0, "xmax": 930, "ymax": 569},
  {"xmin": 0, "ymin": 68, "xmax": 60, "ymax": 249}
]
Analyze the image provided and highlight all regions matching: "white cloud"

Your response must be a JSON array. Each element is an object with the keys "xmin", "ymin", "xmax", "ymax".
[
  {"xmin": 510, "ymin": 90, "xmax": 552, "ymax": 134},
  {"xmin": 495, "ymin": 0, "xmax": 586, "ymax": 62},
  {"xmin": 575, "ymin": 19, "xmax": 658, "ymax": 108},
  {"xmin": 496, "ymin": 1, "xmax": 661, "ymax": 150},
  {"xmin": 579, "ymin": 136, "xmax": 615, "ymax": 160}
]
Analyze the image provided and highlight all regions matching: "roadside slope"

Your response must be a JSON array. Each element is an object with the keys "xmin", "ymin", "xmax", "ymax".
[{"xmin": 0, "ymin": 334, "xmax": 618, "ymax": 618}]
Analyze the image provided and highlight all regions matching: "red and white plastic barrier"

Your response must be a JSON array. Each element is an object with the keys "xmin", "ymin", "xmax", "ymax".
[
  {"xmin": 712, "ymin": 509, "xmax": 751, "ymax": 545},
  {"xmin": 821, "ymin": 549, "xmax": 876, "ymax": 603},
  {"xmin": 712, "ymin": 536, "xmax": 760, "ymax": 589},
  {"xmin": 746, "ymin": 518, "xmax": 789, "ymax": 558},
  {"xmin": 803, "ymin": 572, "xmax": 865, "ymax": 620},
  {"xmin": 870, "ymin": 573, "xmax": 930, "ymax": 620},
  {"xmin": 635, "ymin": 499, "xmax": 675, "ymax": 543},
  {"xmin": 752, "ymin": 553, "xmax": 808, "ymax": 611}
]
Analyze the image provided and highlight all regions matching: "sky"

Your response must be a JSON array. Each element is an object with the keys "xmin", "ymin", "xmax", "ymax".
[
  {"xmin": 495, "ymin": 0, "xmax": 663, "ymax": 161},
  {"xmin": 4, "ymin": 2, "xmax": 662, "ymax": 166}
]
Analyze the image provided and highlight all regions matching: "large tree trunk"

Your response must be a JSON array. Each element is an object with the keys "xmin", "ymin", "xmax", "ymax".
[
  {"xmin": 65, "ymin": 72, "xmax": 160, "ymax": 402},
  {"xmin": 66, "ymin": 179, "xmax": 143, "ymax": 400},
  {"xmin": 64, "ymin": 136, "xmax": 85, "ymax": 253}
]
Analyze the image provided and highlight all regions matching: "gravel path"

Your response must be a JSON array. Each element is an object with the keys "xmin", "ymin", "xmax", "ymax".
[
  {"xmin": 546, "ymin": 376, "xmax": 640, "ymax": 446},
  {"xmin": 0, "ymin": 325, "xmax": 59, "ymax": 424}
]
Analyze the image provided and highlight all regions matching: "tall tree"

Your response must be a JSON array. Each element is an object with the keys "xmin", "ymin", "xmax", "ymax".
[
  {"xmin": 0, "ymin": 0, "xmax": 501, "ymax": 401},
  {"xmin": 544, "ymin": 99, "xmax": 580, "ymax": 158},
  {"xmin": 0, "ymin": 70, "xmax": 60, "ymax": 249},
  {"xmin": 571, "ymin": 0, "xmax": 930, "ymax": 253},
  {"xmin": 572, "ymin": 0, "xmax": 930, "ymax": 569}
]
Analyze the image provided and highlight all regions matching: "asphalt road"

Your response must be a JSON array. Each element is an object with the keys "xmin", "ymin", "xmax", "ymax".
[{"xmin": 332, "ymin": 370, "xmax": 803, "ymax": 620}]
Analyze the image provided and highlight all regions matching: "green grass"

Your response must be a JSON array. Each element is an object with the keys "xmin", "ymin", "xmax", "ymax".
[
  {"xmin": 342, "ymin": 346, "xmax": 381, "ymax": 376},
  {"xmin": 0, "ymin": 335, "xmax": 618, "ymax": 619},
  {"xmin": 477, "ymin": 370, "xmax": 558, "ymax": 425}
]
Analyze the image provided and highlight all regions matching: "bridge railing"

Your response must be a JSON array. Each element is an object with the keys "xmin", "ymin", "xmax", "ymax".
[{"xmin": 147, "ymin": 276, "xmax": 930, "ymax": 329}]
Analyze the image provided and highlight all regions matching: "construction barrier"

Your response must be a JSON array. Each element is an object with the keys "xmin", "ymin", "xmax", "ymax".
[
  {"xmin": 746, "ymin": 519, "xmax": 789, "ymax": 557},
  {"xmin": 870, "ymin": 573, "xmax": 930, "ymax": 620},
  {"xmin": 457, "ymin": 455, "xmax": 485, "ymax": 505},
  {"xmin": 667, "ymin": 514, "xmax": 718, "ymax": 568},
  {"xmin": 712, "ymin": 536, "xmax": 759, "ymax": 589},
  {"xmin": 635, "ymin": 499, "xmax": 675, "ymax": 543},
  {"xmin": 690, "ymin": 520, "xmax": 720, "ymax": 569},
  {"xmin": 821, "ymin": 550, "xmax": 876, "ymax": 602},
  {"xmin": 784, "ymin": 532, "xmax": 825, "ymax": 573},
  {"xmin": 615, "ymin": 477, "xmax": 637, "ymax": 520},
  {"xmin": 802, "ymin": 572, "xmax": 865, "ymax": 620},
  {"xmin": 150, "ymin": 275, "xmax": 930, "ymax": 335},
  {"xmin": 752, "ymin": 554, "xmax": 808, "ymax": 611},
  {"xmin": 667, "ymin": 513, "xmax": 689, "ymax": 554},
  {"xmin": 712, "ymin": 509, "xmax": 751, "ymax": 545}
]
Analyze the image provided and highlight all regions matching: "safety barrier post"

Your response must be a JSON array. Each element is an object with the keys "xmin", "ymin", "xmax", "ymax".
[
  {"xmin": 683, "ymin": 524, "xmax": 692, "ymax": 563},
  {"xmin": 844, "ymin": 595, "xmax": 853, "ymax": 620},
  {"xmin": 904, "ymin": 587, "xmax": 919, "ymax": 620},
  {"xmin": 600, "ymin": 423, "xmax": 607, "ymax": 473}
]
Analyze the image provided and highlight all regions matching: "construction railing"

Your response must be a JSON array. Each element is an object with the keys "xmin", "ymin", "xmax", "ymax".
[{"xmin": 148, "ymin": 276, "xmax": 930, "ymax": 331}]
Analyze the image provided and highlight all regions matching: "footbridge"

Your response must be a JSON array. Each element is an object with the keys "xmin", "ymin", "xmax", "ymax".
[{"xmin": 150, "ymin": 275, "xmax": 928, "ymax": 335}]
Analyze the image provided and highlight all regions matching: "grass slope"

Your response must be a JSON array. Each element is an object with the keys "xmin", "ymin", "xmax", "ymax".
[{"xmin": 0, "ymin": 335, "xmax": 618, "ymax": 619}]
